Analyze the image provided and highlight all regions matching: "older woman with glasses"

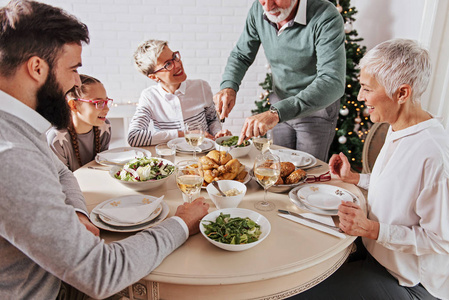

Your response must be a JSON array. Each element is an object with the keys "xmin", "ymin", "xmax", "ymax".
[
  {"xmin": 128, "ymin": 39, "xmax": 230, "ymax": 147},
  {"xmin": 291, "ymin": 39, "xmax": 449, "ymax": 299}
]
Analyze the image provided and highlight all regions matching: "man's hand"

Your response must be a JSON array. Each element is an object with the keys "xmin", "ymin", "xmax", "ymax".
[
  {"xmin": 214, "ymin": 129, "xmax": 232, "ymax": 139},
  {"xmin": 76, "ymin": 212, "xmax": 100, "ymax": 236},
  {"xmin": 175, "ymin": 197, "xmax": 209, "ymax": 236},
  {"xmin": 213, "ymin": 88, "xmax": 236, "ymax": 120},
  {"xmin": 238, "ymin": 111, "xmax": 279, "ymax": 145},
  {"xmin": 338, "ymin": 201, "xmax": 379, "ymax": 240},
  {"xmin": 328, "ymin": 152, "xmax": 359, "ymax": 184}
]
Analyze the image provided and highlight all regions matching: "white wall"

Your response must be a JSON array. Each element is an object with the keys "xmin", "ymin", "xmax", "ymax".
[{"xmin": 0, "ymin": 0, "xmax": 431, "ymax": 142}]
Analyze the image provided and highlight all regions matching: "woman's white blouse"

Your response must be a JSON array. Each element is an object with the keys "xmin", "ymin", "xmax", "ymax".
[{"xmin": 359, "ymin": 118, "xmax": 449, "ymax": 299}]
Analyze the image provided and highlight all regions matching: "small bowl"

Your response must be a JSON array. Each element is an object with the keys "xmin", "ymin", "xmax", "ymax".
[
  {"xmin": 200, "ymin": 208, "xmax": 271, "ymax": 251},
  {"xmin": 215, "ymin": 136, "xmax": 253, "ymax": 158},
  {"xmin": 109, "ymin": 158, "xmax": 175, "ymax": 192},
  {"xmin": 206, "ymin": 180, "xmax": 247, "ymax": 209}
]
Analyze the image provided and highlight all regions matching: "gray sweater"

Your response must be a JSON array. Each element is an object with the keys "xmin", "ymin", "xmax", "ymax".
[{"xmin": 0, "ymin": 90, "xmax": 187, "ymax": 299}]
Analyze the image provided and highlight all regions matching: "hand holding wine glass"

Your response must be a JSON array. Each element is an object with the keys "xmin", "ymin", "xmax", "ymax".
[
  {"xmin": 184, "ymin": 123, "xmax": 205, "ymax": 158},
  {"xmin": 176, "ymin": 160, "xmax": 204, "ymax": 203},
  {"xmin": 253, "ymin": 152, "xmax": 280, "ymax": 211}
]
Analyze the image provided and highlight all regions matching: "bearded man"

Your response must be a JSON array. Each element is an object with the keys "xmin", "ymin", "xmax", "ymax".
[{"xmin": 214, "ymin": 0, "xmax": 346, "ymax": 162}]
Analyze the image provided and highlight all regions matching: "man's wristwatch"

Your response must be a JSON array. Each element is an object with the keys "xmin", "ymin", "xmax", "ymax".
[{"xmin": 269, "ymin": 105, "xmax": 279, "ymax": 118}]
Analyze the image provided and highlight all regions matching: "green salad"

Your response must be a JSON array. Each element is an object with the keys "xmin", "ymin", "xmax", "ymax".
[
  {"xmin": 219, "ymin": 136, "xmax": 250, "ymax": 148},
  {"xmin": 202, "ymin": 213, "xmax": 261, "ymax": 244},
  {"xmin": 114, "ymin": 157, "xmax": 174, "ymax": 182}
]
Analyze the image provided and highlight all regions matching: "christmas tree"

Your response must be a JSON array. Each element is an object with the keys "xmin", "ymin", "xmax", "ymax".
[{"xmin": 252, "ymin": 0, "xmax": 370, "ymax": 170}]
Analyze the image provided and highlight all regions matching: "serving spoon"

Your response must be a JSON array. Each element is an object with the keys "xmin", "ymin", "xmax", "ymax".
[{"xmin": 212, "ymin": 181, "xmax": 227, "ymax": 197}]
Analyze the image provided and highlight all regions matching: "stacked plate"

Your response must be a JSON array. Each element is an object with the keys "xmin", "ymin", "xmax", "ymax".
[
  {"xmin": 96, "ymin": 147, "xmax": 152, "ymax": 166},
  {"xmin": 90, "ymin": 195, "xmax": 169, "ymax": 232},
  {"xmin": 269, "ymin": 149, "xmax": 317, "ymax": 168},
  {"xmin": 167, "ymin": 138, "xmax": 215, "ymax": 154},
  {"xmin": 288, "ymin": 184, "xmax": 359, "ymax": 216}
]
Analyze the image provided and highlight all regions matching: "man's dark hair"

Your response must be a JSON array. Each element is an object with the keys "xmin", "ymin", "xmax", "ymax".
[{"xmin": 0, "ymin": 0, "xmax": 89, "ymax": 77}]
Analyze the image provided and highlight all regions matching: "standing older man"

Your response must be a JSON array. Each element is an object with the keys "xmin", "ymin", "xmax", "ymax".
[
  {"xmin": 0, "ymin": 1, "xmax": 208, "ymax": 299},
  {"xmin": 214, "ymin": 0, "xmax": 346, "ymax": 161}
]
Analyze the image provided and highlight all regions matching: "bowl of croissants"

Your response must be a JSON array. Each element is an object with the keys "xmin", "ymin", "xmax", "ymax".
[
  {"xmin": 199, "ymin": 150, "xmax": 250, "ymax": 187},
  {"xmin": 251, "ymin": 161, "xmax": 307, "ymax": 193}
]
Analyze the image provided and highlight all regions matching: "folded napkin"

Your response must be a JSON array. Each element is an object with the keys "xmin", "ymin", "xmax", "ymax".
[
  {"xmin": 93, "ymin": 196, "xmax": 164, "ymax": 225},
  {"xmin": 270, "ymin": 149, "xmax": 312, "ymax": 167},
  {"xmin": 278, "ymin": 213, "xmax": 346, "ymax": 239},
  {"xmin": 97, "ymin": 150, "xmax": 145, "ymax": 163}
]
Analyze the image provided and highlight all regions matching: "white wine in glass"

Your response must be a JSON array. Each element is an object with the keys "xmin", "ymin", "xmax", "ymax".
[
  {"xmin": 184, "ymin": 123, "xmax": 205, "ymax": 158},
  {"xmin": 175, "ymin": 160, "xmax": 203, "ymax": 203},
  {"xmin": 253, "ymin": 152, "xmax": 280, "ymax": 211},
  {"xmin": 252, "ymin": 137, "xmax": 273, "ymax": 153}
]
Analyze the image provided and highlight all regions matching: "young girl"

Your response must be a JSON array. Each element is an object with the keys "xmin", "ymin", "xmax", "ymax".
[
  {"xmin": 47, "ymin": 74, "xmax": 112, "ymax": 171},
  {"xmin": 128, "ymin": 39, "xmax": 230, "ymax": 146}
]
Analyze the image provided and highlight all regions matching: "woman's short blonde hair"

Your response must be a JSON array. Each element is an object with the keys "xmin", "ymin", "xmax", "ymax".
[
  {"xmin": 133, "ymin": 39, "xmax": 167, "ymax": 76},
  {"xmin": 359, "ymin": 38, "xmax": 431, "ymax": 103}
]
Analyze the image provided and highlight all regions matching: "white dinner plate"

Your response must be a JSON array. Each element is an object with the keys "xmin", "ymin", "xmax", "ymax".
[
  {"xmin": 202, "ymin": 166, "xmax": 252, "ymax": 189},
  {"xmin": 289, "ymin": 185, "xmax": 359, "ymax": 216},
  {"xmin": 269, "ymin": 149, "xmax": 317, "ymax": 168},
  {"xmin": 296, "ymin": 184, "xmax": 354, "ymax": 211},
  {"xmin": 90, "ymin": 196, "xmax": 169, "ymax": 233},
  {"xmin": 168, "ymin": 137, "xmax": 215, "ymax": 153},
  {"xmin": 95, "ymin": 195, "xmax": 163, "ymax": 227},
  {"xmin": 95, "ymin": 147, "xmax": 152, "ymax": 166}
]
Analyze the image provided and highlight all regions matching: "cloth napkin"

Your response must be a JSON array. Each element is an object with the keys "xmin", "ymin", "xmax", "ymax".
[
  {"xmin": 97, "ymin": 150, "xmax": 145, "ymax": 163},
  {"xmin": 278, "ymin": 213, "xmax": 346, "ymax": 239},
  {"xmin": 93, "ymin": 196, "xmax": 164, "ymax": 224},
  {"xmin": 270, "ymin": 149, "xmax": 312, "ymax": 167}
]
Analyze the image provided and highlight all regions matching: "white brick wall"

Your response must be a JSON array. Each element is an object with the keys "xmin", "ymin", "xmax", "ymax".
[{"xmin": 0, "ymin": 0, "xmax": 425, "ymax": 144}]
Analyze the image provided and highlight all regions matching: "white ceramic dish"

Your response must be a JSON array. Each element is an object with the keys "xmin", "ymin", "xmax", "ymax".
[
  {"xmin": 109, "ymin": 158, "xmax": 175, "ymax": 192},
  {"xmin": 215, "ymin": 136, "xmax": 253, "ymax": 158},
  {"xmin": 296, "ymin": 184, "xmax": 353, "ymax": 211},
  {"xmin": 269, "ymin": 149, "xmax": 317, "ymax": 168},
  {"xmin": 206, "ymin": 180, "xmax": 247, "ymax": 209},
  {"xmin": 167, "ymin": 137, "xmax": 215, "ymax": 153},
  {"xmin": 95, "ymin": 147, "xmax": 151, "ymax": 166},
  {"xmin": 200, "ymin": 208, "xmax": 271, "ymax": 251},
  {"xmin": 90, "ymin": 197, "xmax": 169, "ymax": 233},
  {"xmin": 95, "ymin": 195, "xmax": 163, "ymax": 227}
]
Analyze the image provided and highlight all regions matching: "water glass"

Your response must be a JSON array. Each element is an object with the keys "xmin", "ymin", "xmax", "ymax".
[{"xmin": 155, "ymin": 143, "xmax": 176, "ymax": 163}]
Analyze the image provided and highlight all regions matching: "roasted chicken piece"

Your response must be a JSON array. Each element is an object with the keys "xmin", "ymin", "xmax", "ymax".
[
  {"xmin": 284, "ymin": 169, "xmax": 306, "ymax": 184},
  {"xmin": 217, "ymin": 158, "xmax": 242, "ymax": 179},
  {"xmin": 207, "ymin": 150, "xmax": 232, "ymax": 165},
  {"xmin": 280, "ymin": 162, "xmax": 295, "ymax": 178},
  {"xmin": 199, "ymin": 155, "xmax": 219, "ymax": 170},
  {"xmin": 234, "ymin": 169, "xmax": 248, "ymax": 182}
]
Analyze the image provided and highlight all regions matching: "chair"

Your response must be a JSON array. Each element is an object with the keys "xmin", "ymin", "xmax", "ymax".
[{"xmin": 362, "ymin": 122, "xmax": 389, "ymax": 173}]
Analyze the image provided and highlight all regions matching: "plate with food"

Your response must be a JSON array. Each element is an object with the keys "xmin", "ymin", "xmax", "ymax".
[
  {"xmin": 167, "ymin": 137, "xmax": 215, "ymax": 154},
  {"xmin": 109, "ymin": 157, "xmax": 175, "ymax": 191},
  {"xmin": 96, "ymin": 147, "xmax": 152, "ymax": 166},
  {"xmin": 269, "ymin": 149, "xmax": 316, "ymax": 168},
  {"xmin": 200, "ymin": 208, "xmax": 271, "ymax": 251},
  {"xmin": 199, "ymin": 150, "xmax": 251, "ymax": 188},
  {"xmin": 251, "ymin": 161, "xmax": 307, "ymax": 193}
]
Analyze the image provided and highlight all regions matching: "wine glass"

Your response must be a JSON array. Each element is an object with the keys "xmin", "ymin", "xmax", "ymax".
[
  {"xmin": 252, "ymin": 130, "xmax": 273, "ymax": 153},
  {"xmin": 253, "ymin": 152, "xmax": 280, "ymax": 211},
  {"xmin": 175, "ymin": 159, "xmax": 204, "ymax": 203},
  {"xmin": 184, "ymin": 123, "xmax": 205, "ymax": 158}
]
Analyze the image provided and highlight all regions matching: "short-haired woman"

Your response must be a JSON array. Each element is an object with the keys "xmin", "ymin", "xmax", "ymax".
[
  {"xmin": 128, "ymin": 39, "xmax": 230, "ymax": 146},
  {"xmin": 291, "ymin": 39, "xmax": 449, "ymax": 299}
]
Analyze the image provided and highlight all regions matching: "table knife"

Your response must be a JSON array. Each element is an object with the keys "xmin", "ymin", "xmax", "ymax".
[{"xmin": 278, "ymin": 209, "xmax": 342, "ymax": 232}]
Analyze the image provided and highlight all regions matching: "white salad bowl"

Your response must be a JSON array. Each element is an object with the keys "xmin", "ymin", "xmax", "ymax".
[
  {"xmin": 215, "ymin": 136, "xmax": 253, "ymax": 158},
  {"xmin": 200, "ymin": 208, "xmax": 271, "ymax": 251},
  {"xmin": 109, "ymin": 157, "xmax": 175, "ymax": 192},
  {"xmin": 206, "ymin": 180, "xmax": 247, "ymax": 209}
]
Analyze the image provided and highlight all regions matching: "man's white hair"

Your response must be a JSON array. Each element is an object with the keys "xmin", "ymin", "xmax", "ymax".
[
  {"xmin": 133, "ymin": 39, "xmax": 167, "ymax": 76},
  {"xmin": 359, "ymin": 38, "xmax": 431, "ymax": 104}
]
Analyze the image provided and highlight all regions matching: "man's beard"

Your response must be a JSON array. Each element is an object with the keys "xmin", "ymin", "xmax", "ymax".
[
  {"xmin": 35, "ymin": 72, "xmax": 72, "ymax": 130},
  {"xmin": 264, "ymin": 0, "xmax": 298, "ymax": 24}
]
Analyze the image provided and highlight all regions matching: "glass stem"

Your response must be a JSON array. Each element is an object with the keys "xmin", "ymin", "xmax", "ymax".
[{"xmin": 263, "ymin": 188, "xmax": 268, "ymax": 205}]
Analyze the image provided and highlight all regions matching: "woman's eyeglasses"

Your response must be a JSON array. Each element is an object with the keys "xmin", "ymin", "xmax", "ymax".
[
  {"xmin": 75, "ymin": 98, "xmax": 113, "ymax": 109},
  {"xmin": 306, "ymin": 171, "xmax": 331, "ymax": 183},
  {"xmin": 151, "ymin": 51, "xmax": 181, "ymax": 74}
]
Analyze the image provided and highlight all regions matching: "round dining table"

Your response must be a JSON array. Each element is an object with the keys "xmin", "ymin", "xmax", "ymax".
[{"xmin": 74, "ymin": 145, "xmax": 366, "ymax": 300}]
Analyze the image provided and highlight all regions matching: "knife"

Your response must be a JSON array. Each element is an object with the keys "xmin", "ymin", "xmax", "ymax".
[{"xmin": 278, "ymin": 209, "xmax": 343, "ymax": 232}]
